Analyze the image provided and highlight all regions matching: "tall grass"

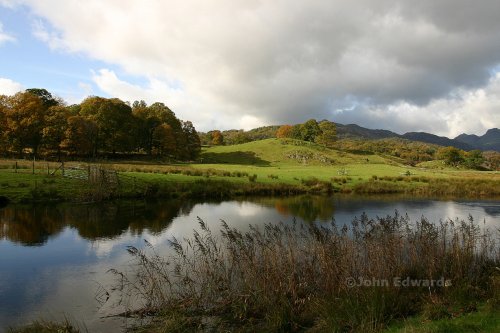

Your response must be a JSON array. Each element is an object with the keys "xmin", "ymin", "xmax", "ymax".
[
  {"xmin": 354, "ymin": 177, "xmax": 500, "ymax": 196},
  {"xmin": 110, "ymin": 213, "xmax": 500, "ymax": 332}
]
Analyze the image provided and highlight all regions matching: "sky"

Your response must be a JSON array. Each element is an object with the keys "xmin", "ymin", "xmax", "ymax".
[{"xmin": 0, "ymin": 0, "xmax": 499, "ymax": 136}]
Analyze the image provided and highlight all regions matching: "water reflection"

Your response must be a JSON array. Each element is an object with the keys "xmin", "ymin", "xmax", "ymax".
[
  {"xmin": 0, "ymin": 196, "xmax": 499, "ymax": 332},
  {"xmin": 252, "ymin": 195, "xmax": 337, "ymax": 222},
  {"xmin": 0, "ymin": 200, "xmax": 196, "ymax": 245}
]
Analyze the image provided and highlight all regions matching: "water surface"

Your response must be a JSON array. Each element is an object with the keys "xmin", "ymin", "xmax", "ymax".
[{"xmin": 0, "ymin": 195, "xmax": 499, "ymax": 332}]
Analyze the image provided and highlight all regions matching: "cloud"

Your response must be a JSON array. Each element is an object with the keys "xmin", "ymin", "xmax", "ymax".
[
  {"xmin": 13, "ymin": 0, "xmax": 500, "ymax": 134},
  {"xmin": 0, "ymin": 77, "xmax": 23, "ymax": 95},
  {"xmin": 0, "ymin": 22, "xmax": 15, "ymax": 45},
  {"xmin": 335, "ymin": 73, "xmax": 500, "ymax": 137},
  {"xmin": 92, "ymin": 69, "xmax": 265, "ymax": 131}
]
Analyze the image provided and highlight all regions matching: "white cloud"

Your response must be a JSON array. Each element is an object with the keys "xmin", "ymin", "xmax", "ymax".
[
  {"xmin": 0, "ymin": 22, "xmax": 15, "ymax": 45},
  {"xmin": 0, "ymin": 77, "xmax": 23, "ymax": 95},
  {"xmin": 13, "ymin": 0, "xmax": 500, "ymax": 134},
  {"xmin": 337, "ymin": 74, "xmax": 500, "ymax": 137},
  {"xmin": 91, "ymin": 69, "xmax": 265, "ymax": 131},
  {"xmin": 0, "ymin": 1, "xmax": 19, "ymax": 9}
]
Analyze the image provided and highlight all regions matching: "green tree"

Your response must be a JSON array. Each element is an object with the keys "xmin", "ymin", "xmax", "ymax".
[
  {"xmin": 148, "ymin": 102, "xmax": 186, "ymax": 158},
  {"xmin": 438, "ymin": 147, "xmax": 464, "ymax": 166},
  {"xmin": 315, "ymin": 121, "xmax": 337, "ymax": 147},
  {"xmin": 464, "ymin": 150, "xmax": 484, "ymax": 169},
  {"xmin": 289, "ymin": 124, "xmax": 303, "ymax": 140},
  {"xmin": 132, "ymin": 100, "xmax": 157, "ymax": 155},
  {"xmin": 182, "ymin": 121, "xmax": 201, "ymax": 159},
  {"xmin": 300, "ymin": 119, "xmax": 321, "ymax": 142},
  {"xmin": 80, "ymin": 97, "xmax": 134, "ymax": 155},
  {"xmin": 25, "ymin": 88, "xmax": 60, "ymax": 108}
]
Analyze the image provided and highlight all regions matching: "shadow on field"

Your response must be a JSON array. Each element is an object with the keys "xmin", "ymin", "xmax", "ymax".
[{"xmin": 200, "ymin": 151, "xmax": 271, "ymax": 166}]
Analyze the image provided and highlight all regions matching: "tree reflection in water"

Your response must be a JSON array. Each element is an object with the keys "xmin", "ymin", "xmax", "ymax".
[
  {"xmin": 250, "ymin": 195, "xmax": 336, "ymax": 222},
  {"xmin": 0, "ymin": 200, "xmax": 196, "ymax": 246}
]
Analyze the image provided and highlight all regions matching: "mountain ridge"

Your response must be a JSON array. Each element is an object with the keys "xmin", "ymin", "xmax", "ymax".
[{"xmin": 336, "ymin": 123, "xmax": 499, "ymax": 152}]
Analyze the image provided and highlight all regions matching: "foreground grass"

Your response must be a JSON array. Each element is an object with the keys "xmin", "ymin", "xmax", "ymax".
[
  {"xmin": 384, "ymin": 305, "xmax": 500, "ymax": 333},
  {"xmin": 8, "ymin": 319, "xmax": 82, "ymax": 333},
  {"xmin": 108, "ymin": 213, "xmax": 500, "ymax": 333},
  {"xmin": 10, "ymin": 307, "xmax": 499, "ymax": 333}
]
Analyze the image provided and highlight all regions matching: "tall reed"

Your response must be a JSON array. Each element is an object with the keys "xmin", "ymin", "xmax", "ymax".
[{"xmin": 110, "ymin": 213, "xmax": 500, "ymax": 332}]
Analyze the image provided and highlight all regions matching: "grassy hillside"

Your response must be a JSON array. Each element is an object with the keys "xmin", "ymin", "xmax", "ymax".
[{"xmin": 0, "ymin": 138, "xmax": 498, "ymax": 203}]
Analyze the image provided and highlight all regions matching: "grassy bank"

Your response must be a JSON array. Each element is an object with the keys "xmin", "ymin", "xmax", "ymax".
[
  {"xmin": 0, "ymin": 138, "xmax": 498, "ymax": 203},
  {"xmin": 1, "ymin": 167, "xmax": 498, "ymax": 204},
  {"xmin": 107, "ymin": 213, "xmax": 499, "ymax": 332},
  {"xmin": 383, "ymin": 304, "xmax": 500, "ymax": 333}
]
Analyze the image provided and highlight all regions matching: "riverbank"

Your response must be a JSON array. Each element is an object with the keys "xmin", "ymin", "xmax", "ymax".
[
  {"xmin": 9, "ymin": 304, "xmax": 500, "ymax": 332},
  {"xmin": 0, "ymin": 166, "xmax": 499, "ymax": 204}
]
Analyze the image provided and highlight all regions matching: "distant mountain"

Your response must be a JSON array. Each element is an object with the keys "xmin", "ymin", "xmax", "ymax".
[
  {"xmin": 455, "ymin": 128, "xmax": 500, "ymax": 151},
  {"xmin": 335, "ymin": 123, "xmax": 398, "ymax": 140},
  {"xmin": 335, "ymin": 123, "xmax": 499, "ymax": 152},
  {"xmin": 401, "ymin": 132, "xmax": 473, "ymax": 151}
]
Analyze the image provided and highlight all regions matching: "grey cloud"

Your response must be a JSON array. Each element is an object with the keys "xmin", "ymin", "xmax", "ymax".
[{"xmin": 17, "ymin": 0, "xmax": 500, "ymax": 134}]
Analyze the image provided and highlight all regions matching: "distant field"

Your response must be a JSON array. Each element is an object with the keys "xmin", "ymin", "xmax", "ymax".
[{"xmin": 0, "ymin": 138, "xmax": 498, "ymax": 203}]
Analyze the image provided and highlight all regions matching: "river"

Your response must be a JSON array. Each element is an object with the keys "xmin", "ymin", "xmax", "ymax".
[{"xmin": 0, "ymin": 195, "xmax": 499, "ymax": 332}]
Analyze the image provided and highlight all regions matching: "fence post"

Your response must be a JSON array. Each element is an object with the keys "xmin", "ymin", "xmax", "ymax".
[
  {"xmin": 62, "ymin": 161, "xmax": 65, "ymax": 176},
  {"xmin": 47, "ymin": 162, "xmax": 50, "ymax": 175},
  {"xmin": 14, "ymin": 161, "xmax": 17, "ymax": 173},
  {"xmin": 32, "ymin": 158, "xmax": 35, "ymax": 175}
]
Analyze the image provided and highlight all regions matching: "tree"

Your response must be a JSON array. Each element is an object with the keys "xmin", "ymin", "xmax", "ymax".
[
  {"xmin": 152, "ymin": 124, "xmax": 176, "ymax": 156},
  {"xmin": 42, "ymin": 105, "xmax": 69, "ymax": 160},
  {"xmin": 211, "ymin": 130, "xmax": 224, "ymax": 145},
  {"xmin": 182, "ymin": 121, "xmax": 201, "ymax": 159},
  {"xmin": 3, "ymin": 91, "xmax": 47, "ymax": 157},
  {"xmin": 61, "ymin": 116, "xmax": 97, "ymax": 156},
  {"xmin": 80, "ymin": 97, "xmax": 134, "ymax": 155},
  {"xmin": 464, "ymin": 150, "xmax": 484, "ymax": 169},
  {"xmin": 299, "ymin": 119, "xmax": 321, "ymax": 142},
  {"xmin": 315, "ymin": 121, "xmax": 337, "ymax": 147},
  {"xmin": 232, "ymin": 131, "xmax": 251, "ymax": 144},
  {"xmin": 0, "ymin": 95, "xmax": 8, "ymax": 155},
  {"xmin": 25, "ymin": 88, "xmax": 61, "ymax": 108},
  {"xmin": 132, "ymin": 100, "xmax": 157, "ymax": 155},
  {"xmin": 289, "ymin": 124, "xmax": 303, "ymax": 140},
  {"xmin": 276, "ymin": 125, "xmax": 293, "ymax": 138},
  {"xmin": 437, "ymin": 147, "xmax": 464, "ymax": 166},
  {"xmin": 148, "ymin": 102, "xmax": 186, "ymax": 158}
]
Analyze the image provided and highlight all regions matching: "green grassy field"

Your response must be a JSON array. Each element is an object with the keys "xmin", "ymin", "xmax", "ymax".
[
  {"xmin": 383, "ymin": 305, "xmax": 500, "ymax": 333},
  {"xmin": 0, "ymin": 138, "xmax": 498, "ymax": 203}
]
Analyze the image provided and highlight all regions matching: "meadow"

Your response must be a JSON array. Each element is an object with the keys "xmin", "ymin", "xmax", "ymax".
[{"xmin": 0, "ymin": 138, "xmax": 498, "ymax": 204}]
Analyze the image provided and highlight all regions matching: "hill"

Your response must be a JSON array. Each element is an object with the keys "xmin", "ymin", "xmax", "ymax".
[
  {"xmin": 208, "ymin": 122, "xmax": 499, "ymax": 152},
  {"xmin": 455, "ymin": 128, "xmax": 500, "ymax": 151},
  {"xmin": 401, "ymin": 132, "xmax": 473, "ymax": 150},
  {"xmin": 336, "ymin": 123, "xmax": 398, "ymax": 139}
]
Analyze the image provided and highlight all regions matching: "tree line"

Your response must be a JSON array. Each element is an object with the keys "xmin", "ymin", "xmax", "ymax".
[
  {"xmin": 0, "ymin": 89, "xmax": 201, "ymax": 160},
  {"xmin": 276, "ymin": 119, "xmax": 337, "ymax": 147},
  {"xmin": 199, "ymin": 120, "xmax": 337, "ymax": 147}
]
